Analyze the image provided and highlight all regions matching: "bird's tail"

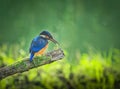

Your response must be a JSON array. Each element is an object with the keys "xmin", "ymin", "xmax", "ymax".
[{"xmin": 30, "ymin": 53, "xmax": 34, "ymax": 62}]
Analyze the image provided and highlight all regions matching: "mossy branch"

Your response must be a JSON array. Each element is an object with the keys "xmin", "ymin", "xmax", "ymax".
[{"xmin": 0, "ymin": 49, "xmax": 64, "ymax": 80}]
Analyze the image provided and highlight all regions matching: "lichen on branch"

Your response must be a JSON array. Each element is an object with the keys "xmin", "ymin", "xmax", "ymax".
[{"xmin": 0, "ymin": 48, "xmax": 64, "ymax": 80}]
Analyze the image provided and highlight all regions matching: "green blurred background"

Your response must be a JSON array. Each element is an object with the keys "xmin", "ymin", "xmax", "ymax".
[
  {"xmin": 0, "ymin": 0, "xmax": 120, "ymax": 51},
  {"xmin": 0, "ymin": 0, "xmax": 120, "ymax": 89}
]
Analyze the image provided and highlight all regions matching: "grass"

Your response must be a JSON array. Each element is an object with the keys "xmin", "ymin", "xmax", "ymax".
[{"xmin": 0, "ymin": 44, "xmax": 120, "ymax": 89}]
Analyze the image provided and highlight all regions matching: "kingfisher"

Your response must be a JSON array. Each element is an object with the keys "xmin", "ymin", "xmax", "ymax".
[{"xmin": 29, "ymin": 30, "xmax": 59, "ymax": 61}]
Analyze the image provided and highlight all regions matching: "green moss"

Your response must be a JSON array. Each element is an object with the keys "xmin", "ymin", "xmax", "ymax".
[{"xmin": 33, "ymin": 56, "xmax": 51, "ymax": 66}]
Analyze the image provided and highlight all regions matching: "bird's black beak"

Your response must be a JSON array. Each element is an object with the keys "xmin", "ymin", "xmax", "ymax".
[{"xmin": 50, "ymin": 38, "xmax": 59, "ymax": 45}]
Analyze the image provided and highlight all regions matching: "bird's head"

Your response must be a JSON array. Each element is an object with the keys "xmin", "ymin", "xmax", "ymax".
[{"xmin": 40, "ymin": 30, "xmax": 59, "ymax": 44}]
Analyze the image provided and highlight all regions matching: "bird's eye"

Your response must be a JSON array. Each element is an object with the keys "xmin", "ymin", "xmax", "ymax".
[{"xmin": 46, "ymin": 36, "xmax": 49, "ymax": 39}]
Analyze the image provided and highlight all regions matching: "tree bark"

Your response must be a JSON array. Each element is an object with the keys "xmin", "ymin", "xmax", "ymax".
[{"xmin": 0, "ymin": 49, "xmax": 64, "ymax": 80}]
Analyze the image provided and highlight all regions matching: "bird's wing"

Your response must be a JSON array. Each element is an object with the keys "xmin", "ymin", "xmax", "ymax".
[
  {"xmin": 29, "ymin": 36, "xmax": 48, "ymax": 53},
  {"xmin": 29, "ymin": 40, "xmax": 33, "ymax": 53}
]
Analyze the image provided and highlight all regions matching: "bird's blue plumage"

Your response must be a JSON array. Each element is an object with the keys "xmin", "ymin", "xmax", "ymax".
[
  {"xmin": 29, "ymin": 36, "xmax": 48, "ymax": 61},
  {"xmin": 30, "ymin": 53, "xmax": 34, "ymax": 62}
]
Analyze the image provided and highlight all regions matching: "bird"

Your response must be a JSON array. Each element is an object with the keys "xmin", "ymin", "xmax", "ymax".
[{"xmin": 29, "ymin": 30, "xmax": 59, "ymax": 61}]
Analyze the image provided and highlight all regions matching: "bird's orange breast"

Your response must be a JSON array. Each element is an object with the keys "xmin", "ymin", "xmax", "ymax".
[{"xmin": 35, "ymin": 44, "xmax": 48, "ymax": 56}]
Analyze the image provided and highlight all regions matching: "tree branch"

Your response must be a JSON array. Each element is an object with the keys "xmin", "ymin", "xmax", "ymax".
[{"xmin": 0, "ymin": 49, "xmax": 65, "ymax": 80}]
